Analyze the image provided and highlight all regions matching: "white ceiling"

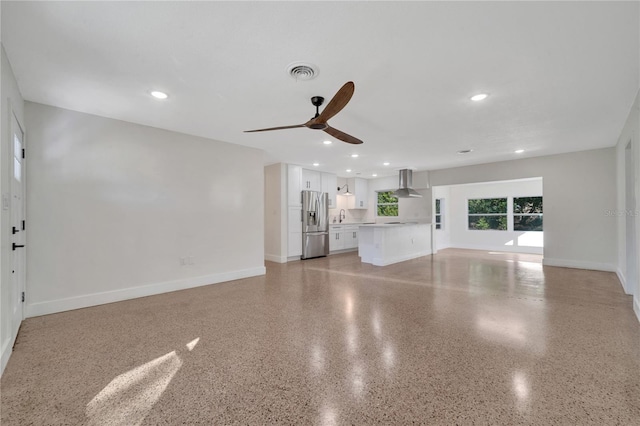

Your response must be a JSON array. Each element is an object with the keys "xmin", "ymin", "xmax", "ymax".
[{"xmin": 2, "ymin": 1, "xmax": 638, "ymax": 178}]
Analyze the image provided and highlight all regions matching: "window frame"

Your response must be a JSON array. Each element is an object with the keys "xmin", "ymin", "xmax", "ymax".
[
  {"xmin": 467, "ymin": 197, "xmax": 508, "ymax": 231},
  {"xmin": 513, "ymin": 196, "xmax": 543, "ymax": 232},
  {"xmin": 376, "ymin": 190, "xmax": 399, "ymax": 217},
  {"xmin": 435, "ymin": 198, "xmax": 443, "ymax": 230}
]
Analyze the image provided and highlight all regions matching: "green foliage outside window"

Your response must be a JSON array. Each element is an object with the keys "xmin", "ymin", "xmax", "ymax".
[
  {"xmin": 514, "ymin": 197, "xmax": 543, "ymax": 231},
  {"xmin": 513, "ymin": 197, "xmax": 543, "ymax": 214},
  {"xmin": 468, "ymin": 198, "xmax": 507, "ymax": 214},
  {"xmin": 468, "ymin": 198, "xmax": 507, "ymax": 230},
  {"xmin": 377, "ymin": 191, "xmax": 398, "ymax": 216},
  {"xmin": 468, "ymin": 215, "xmax": 507, "ymax": 230}
]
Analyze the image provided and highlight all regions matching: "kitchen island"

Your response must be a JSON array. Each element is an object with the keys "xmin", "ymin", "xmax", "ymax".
[{"xmin": 358, "ymin": 223, "xmax": 433, "ymax": 266}]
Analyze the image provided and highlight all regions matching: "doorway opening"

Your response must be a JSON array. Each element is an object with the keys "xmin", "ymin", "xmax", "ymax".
[{"xmin": 432, "ymin": 177, "xmax": 543, "ymax": 255}]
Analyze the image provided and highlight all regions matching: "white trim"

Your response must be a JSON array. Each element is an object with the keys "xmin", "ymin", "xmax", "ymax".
[
  {"xmin": 25, "ymin": 266, "xmax": 266, "ymax": 318},
  {"xmin": 542, "ymin": 258, "xmax": 616, "ymax": 272},
  {"xmin": 450, "ymin": 243, "xmax": 543, "ymax": 255},
  {"xmin": 264, "ymin": 254, "xmax": 287, "ymax": 263},
  {"xmin": 329, "ymin": 248, "xmax": 357, "ymax": 255},
  {"xmin": 1, "ymin": 337, "xmax": 14, "ymax": 377},
  {"xmin": 634, "ymin": 296, "xmax": 640, "ymax": 324},
  {"xmin": 366, "ymin": 250, "xmax": 433, "ymax": 267},
  {"xmin": 616, "ymin": 268, "xmax": 629, "ymax": 294}
]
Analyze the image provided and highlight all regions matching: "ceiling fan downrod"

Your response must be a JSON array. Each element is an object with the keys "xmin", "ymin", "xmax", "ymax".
[{"xmin": 311, "ymin": 96, "xmax": 324, "ymax": 118}]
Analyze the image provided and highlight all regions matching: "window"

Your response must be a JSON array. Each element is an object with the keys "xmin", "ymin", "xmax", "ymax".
[
  {"xmin": 513, "ymin": 197, "xmax": 543, "ymax": 231},
  {"xmin": 468, "ymin": 198, "xmax": 507, "ymax": 230},
  {"xmin": 377, "ymin": 191, "xmax": 398, "ymax": 216},
  {"xmin": 435, "ymin": 199, "xmax": 443, "ymax": 229}
]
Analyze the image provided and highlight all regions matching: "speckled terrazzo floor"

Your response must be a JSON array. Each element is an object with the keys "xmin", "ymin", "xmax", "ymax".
[{"xmin": 1, "ymin": 249, "xmax": 639, "ymax": 425}]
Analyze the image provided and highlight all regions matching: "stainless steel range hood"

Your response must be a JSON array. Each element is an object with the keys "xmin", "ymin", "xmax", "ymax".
[{"xmin": 393, "ymin": 169, "xmax": 422, "ymax": 198}]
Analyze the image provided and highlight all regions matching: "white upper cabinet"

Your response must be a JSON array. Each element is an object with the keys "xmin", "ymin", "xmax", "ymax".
[
  {"xmin": 347, "ymin": 177, "xmax": 368, "ymax": 209},
  {"xmin": 290, "ymin": 166, "xmax": 337, "ymax": 205},
  {"xmin": 287, "ymin": 164, "xmax": 302, "ymax": 206},
  {"xmin": 301, "ymin": 169, "xmax": 322, "ymax": 192},
  {"xmin": 322, "ymin": 173, "xmax": 337, "ymax": 208}
]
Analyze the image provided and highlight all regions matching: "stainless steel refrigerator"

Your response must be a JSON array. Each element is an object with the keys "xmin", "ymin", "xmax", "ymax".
[{"xmin": 301, "ymin": 190, "xmax": 329, "ymax": 259}]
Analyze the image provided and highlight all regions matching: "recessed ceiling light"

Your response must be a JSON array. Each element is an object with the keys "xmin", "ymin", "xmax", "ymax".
[
  {"xmin": 313, "ymin": 162, "xmax": 319, "ymax": 166},
  {"xmin": 323, "ymin": 140, "xmax": 332, "ymax": 145},
  {"xmin": 383, "ymin": 162, "xmax": 390, "ymax": 166},
  {"xmin": 346, "ymin": 169, "xmax": 352, "ymax": 172},
  {"xmin": 372, "ymin": 173, "xmax": 377, "ymax": 177},
  {"xmin": 351, "ymin": 154, "xmax": 359, "ymax": 158},
  {"xmin": 514, "ymin": 149, "xmax": 525, "ymax": 154},
  {"xmin": 151, "ymin": 91, "xmax": 168, "ymax": 99},
  {"xmin": 470, "ymin": 93, "xmax": 488, "ymax": 102},
  {"xmin": 457, "ymin": 149, "xmax": 473, "ymax": 154}
]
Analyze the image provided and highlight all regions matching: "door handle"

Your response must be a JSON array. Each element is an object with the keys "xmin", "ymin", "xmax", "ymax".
[
  {"xmin": 12, "ymin": 243, "xmax": 24, "ymax": 251},
  {"xmin": 12, "ymin": 226, "xmax": 19, "ymax": 234}
]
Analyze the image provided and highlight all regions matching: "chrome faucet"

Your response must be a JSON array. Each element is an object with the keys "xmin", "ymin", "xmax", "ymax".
[{"xmin": 339, "ymin": 209, "xmax": 346, "ymax": 223}]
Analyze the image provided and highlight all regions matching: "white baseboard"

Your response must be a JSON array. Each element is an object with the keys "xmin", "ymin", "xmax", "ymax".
[
  {"xmin": 616, "ymin": 268, "xmax": 630, "ymax": 294},
  {"xmin": 366, "ymin": 250, "xmax": 433, "ymax": 267},
  {"xmin": 329, "ymin": 248, "xmax": 357, "ymax": 255},
  {"xmin": 1, "ymin": 338, "xmax": 13, "ymax": 377},
  {"xmin": 542, "ymin": 258, "xmax": 616, "ymax": 272},
  {"xmin": 25, "ymin": 266, "xmax": 266, "ymax": 318},
  {"xmin": 634, "ymin": 297, "xmax": 640, "ymax": 324},
  {"xmin": 264, "ymin": 253, "xmax": 287, "ymax": 263},
  {"xmin": 450, "ymin": 243, "xmax": 543, "ymax": 255}
]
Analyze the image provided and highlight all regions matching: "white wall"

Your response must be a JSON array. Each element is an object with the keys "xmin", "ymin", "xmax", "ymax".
[
  {"xmin": 264, "ymin": 163, "xmax": 287, "ymax": 263},
  {"xmin": 360, "ymin": 174, "xmax": 432, "ymax": 224},
  {"xmin": 445, "ymin": 179, "xmax": 543, "ymax": 254},
  {"xmin": 615, "ymin": 89, "xmax": 640, "ymax": 321},
  {"xmin": 328, "ymin": 174, "xmax": 432, "ymax": 224},
  {"xmin": 329, "ymin": 177, "xmax": 368, "ymax": 223},
  {"xmin": 1, "ymin": 45, "xmax": 25, "ymax": 375},
  {"xmin": 427, "ymin": 148, "xmax": 617, "ymax": 272},
  {"xmin": 24, "ymin": 102, "xmax": 265, "ymax": 317}
]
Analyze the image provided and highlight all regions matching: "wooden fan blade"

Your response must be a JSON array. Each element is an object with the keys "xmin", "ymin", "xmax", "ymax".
[
  {"xmin": 324, "ymin": 125, "xmax": 363, "ymax": 145},
  {"xmin": 316, "ymin": 81, "xmax": 355, "ymax": 123},
  {"xmin": 244, "ymin": 124, "xmax": 305, "ymax": 133}
]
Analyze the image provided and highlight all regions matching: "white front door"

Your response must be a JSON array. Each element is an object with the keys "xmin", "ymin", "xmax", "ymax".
[{"xmin": 10, "ymin": 111, "xmax": 25, "ymax": 337}]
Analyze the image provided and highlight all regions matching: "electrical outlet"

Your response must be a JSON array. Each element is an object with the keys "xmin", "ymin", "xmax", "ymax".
[
  {"xmin": 179, "ymin": 257, "xmax": 185, "ymax": 266},
  {"xmin": 188, "ymin": 256, "xmax": 195, "ymax": 265}
]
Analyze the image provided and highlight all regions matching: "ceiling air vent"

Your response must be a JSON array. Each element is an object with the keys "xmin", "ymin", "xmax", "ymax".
[{"xmin": 287, "ymin": 62, "xmax": 319, "ymax": 81}]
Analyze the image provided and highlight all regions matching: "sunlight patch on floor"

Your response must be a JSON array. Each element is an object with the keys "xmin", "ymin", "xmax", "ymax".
[
  {"xmin": 186, "ymin": 337, "xmax": 200, "ymax": 351},
  {"xmin": 86, "ymin": 350, "xmax": 183, "ymax": 425}
]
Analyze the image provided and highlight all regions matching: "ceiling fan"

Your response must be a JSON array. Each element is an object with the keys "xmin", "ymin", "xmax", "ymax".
[{"xmin": 245, "ymin": 81, "xmax": 363, "ymax": 145}]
